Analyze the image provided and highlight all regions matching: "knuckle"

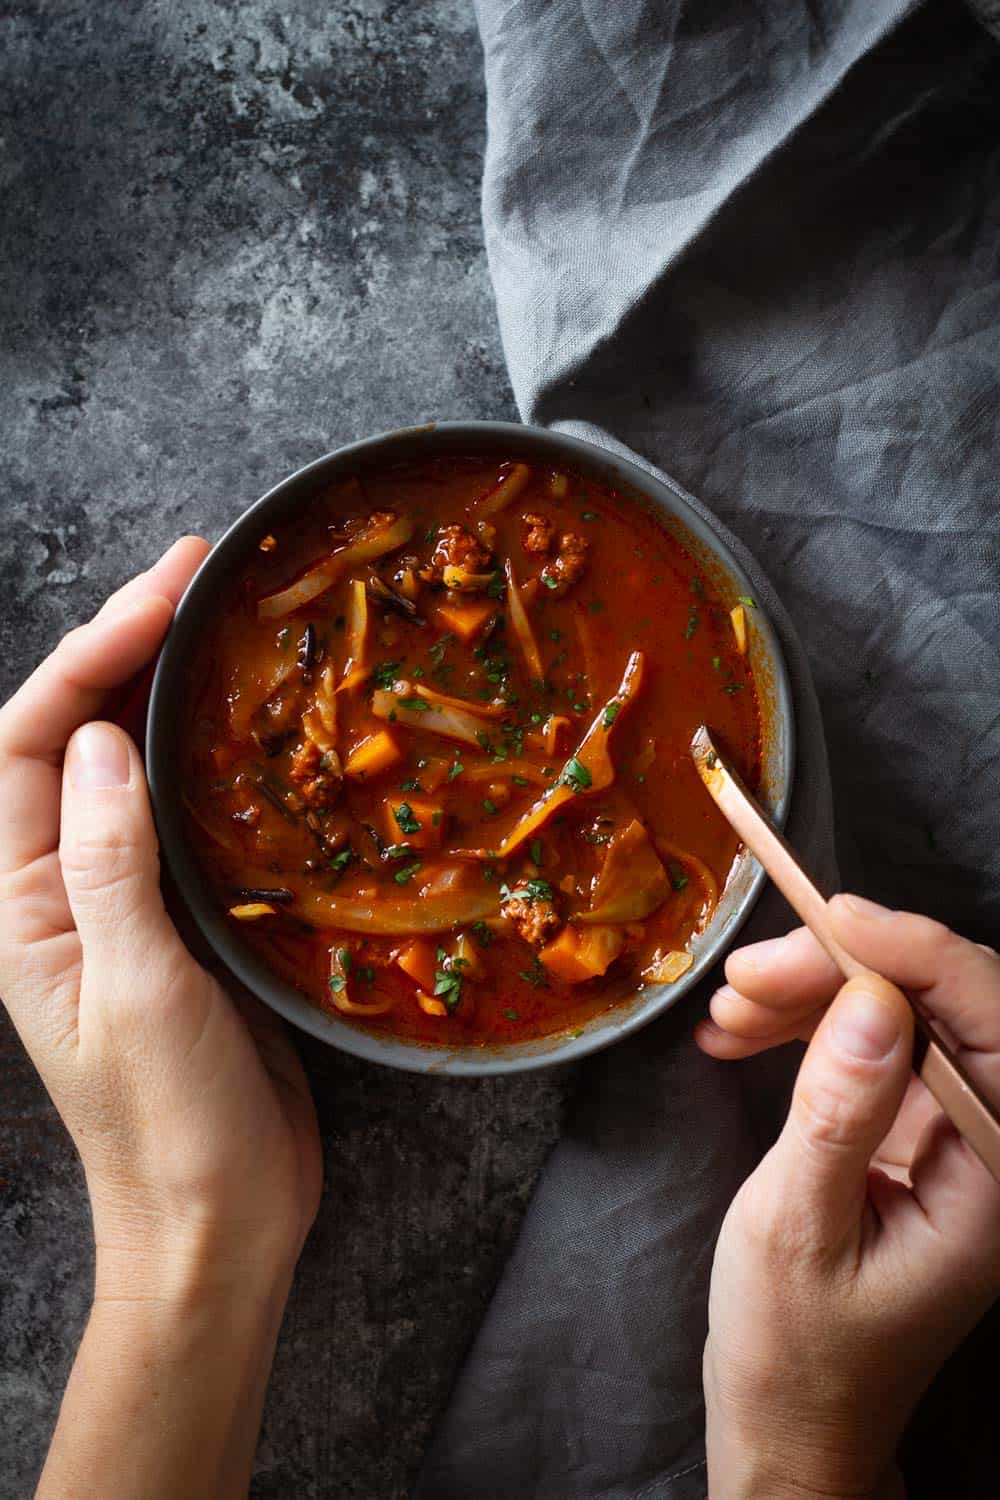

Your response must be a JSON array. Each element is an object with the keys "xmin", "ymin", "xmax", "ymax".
[
  {"xmin": 794, "ymin": 1073, "xmax": 859, "ymax": 1156},
  {"xmin": 60, "ymin": 832, "xmax": 157, "ymax": 902}
]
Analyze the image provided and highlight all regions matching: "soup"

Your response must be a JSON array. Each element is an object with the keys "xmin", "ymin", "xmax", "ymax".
[{"xmin": 179, "ymin": 454, "xmax": 761, "ymax": 1045}]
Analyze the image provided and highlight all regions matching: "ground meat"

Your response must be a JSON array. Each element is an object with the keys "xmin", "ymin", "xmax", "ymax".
[
  {"xmin": 540, "ymin": 531, "xmax": 589, "ymax": 597},
  {"xmin": 500, "ymin": 893, "xmax": 562, "ymax": 949},
  {"xmin": 521, "ymin": 511, "xmax": 555, "ymax": 554},
  {"xmin": 420, "ymin": 523, "xmax": 492, "ymax": 582},
  {"xmin": 289, "ymin": 738, "xmax": 342, "ymax": 810}
]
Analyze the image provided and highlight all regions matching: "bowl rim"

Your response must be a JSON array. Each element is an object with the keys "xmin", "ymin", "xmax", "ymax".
[{"xmin": 147, "ymin": 420, "xmax": 794, "ymax": 1076}]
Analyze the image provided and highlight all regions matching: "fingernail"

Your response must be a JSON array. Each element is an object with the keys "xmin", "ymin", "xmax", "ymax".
[
  {"xmin": 67, "ymin": 724, "xmax": 131, "ymax": 789},
  {"xmin": 830, "ymin": 988, "xmax": 899, "ymax": 1061},
  {"xmin": 729, "ymin": 934, "xmax": 789, "ymax": 973},
  {"xmin": 839, "ymin": 894, "xmax": 893, "ymax": 920}
]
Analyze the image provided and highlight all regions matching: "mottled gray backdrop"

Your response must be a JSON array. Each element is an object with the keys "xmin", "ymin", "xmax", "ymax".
[{"xmin": 0, "ymin": 5, "xmax": 562, "ymax": 1498}]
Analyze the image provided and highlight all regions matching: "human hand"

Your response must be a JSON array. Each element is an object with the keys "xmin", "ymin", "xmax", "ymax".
[
  {"xmin": 0, "ymin": 540, "xmax": 322, "ymax": 1496},
  {"xmin": 698, "ymin": 897, "xmax": 1000, "ymax": 1499}
]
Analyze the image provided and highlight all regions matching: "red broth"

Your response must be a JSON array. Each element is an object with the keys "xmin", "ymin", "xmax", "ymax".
[{"xmin": 180, "ymin": 455, "xmax": 761, "ymax": 1046}]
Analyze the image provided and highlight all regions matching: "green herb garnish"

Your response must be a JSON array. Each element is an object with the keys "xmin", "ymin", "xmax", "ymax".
[
  {"xmin": 685, "ymin": 607, "xmax": 700, "ymax": 640},
  {"xmin": 471, "ymin": 920, "xmax": 494, "ymax": 947},
  {"xmin": 558, "ymin": 756, "xmax": 592, "ymax": 794},
  {"xmin": 393, "ymin": 802, "xmax": 422, "ymax": 835},
  {"xmin": 603, "ymin": 702, "xmax": 620, "ymax": 730},
  {"xmin": 543, "ymin": 574, "xmax": 559, "ymax": 591},
  {"xmin": 519, "ymin": 956, "xmax": 547, "ymax": 987},
  {"xmin": 448, "ymin": 761, "xmax": 464, "ymax": 781},
  {"xmin": 434, "ymin": 954, "xmax": 469, "ymax": 1012},
  {"xmin": 500, "ymin": 878, "xmax": 554, "ymax": 903},
  {"xmin": 329, "ymin": 848, "xmax": 354, "ymax": 877},
  {"xmin": 370, "ymin": 661, "xmax": 401, "ymax": 690},
  {"xmin": 503, "ymin": 1008, "xmax": 520, "ymax": 1021},
  {"xmin": 393, "ymin": 861, "xmax": 422, "ymax": 885},
  {"xmin": 399, "ymin": 777, "xmax": 422, "ymax": 792},
  {"xmin": 398, "ymin": 695, "xmax": 430, "ymax": 712},
  {"xmin": 669, "ymin": 863, "xmax": 689, "ymax": 892}
]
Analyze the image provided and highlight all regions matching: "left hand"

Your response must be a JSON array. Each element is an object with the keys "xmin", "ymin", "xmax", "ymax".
[
  {"xmin": 0, "ymin": 537, "xmax": 322, "ymax": 1286},
  {"xmin": 0, "ymin": 540, "xmax": 324, "ymax": 1497},
  {"xmin": 697, "ymin": 898, "xmax": 1000, "ymax": 1499}
]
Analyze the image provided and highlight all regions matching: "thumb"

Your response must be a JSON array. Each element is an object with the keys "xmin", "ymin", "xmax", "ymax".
[
  {"xmin": 772, "ymin": 974, "xmax": 914, "ymax": 1243},
  {"xmin": 60, "ymin": 721, "xmax": 178, "ymax": 985}
]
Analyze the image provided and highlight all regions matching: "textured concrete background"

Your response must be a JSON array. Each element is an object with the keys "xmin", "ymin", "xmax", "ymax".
[{"xmin": 0, "ymin": 4, "xmax": 564, "ymax": 1496}]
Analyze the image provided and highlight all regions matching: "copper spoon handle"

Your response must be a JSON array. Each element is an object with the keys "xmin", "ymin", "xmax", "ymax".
[{"xmin": 691, "ymin": 726, "xmax": 1000, "ymax": 1186}]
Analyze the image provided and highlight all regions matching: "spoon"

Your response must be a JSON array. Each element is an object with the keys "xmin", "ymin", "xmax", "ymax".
[{"xmin": 691, "ymin": 725, "xmax": 1000, "ymax": 1186}]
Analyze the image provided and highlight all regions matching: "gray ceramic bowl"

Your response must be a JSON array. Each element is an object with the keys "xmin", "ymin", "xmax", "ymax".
[{"xmin": 148, "ymin": 421, "xmax": 793, "ymax": 1075}]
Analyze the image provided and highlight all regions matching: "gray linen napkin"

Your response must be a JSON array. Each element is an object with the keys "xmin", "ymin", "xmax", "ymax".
[{"xmin": 418, "ymin": 2, "xmax": 1000, "ymax": 1495}]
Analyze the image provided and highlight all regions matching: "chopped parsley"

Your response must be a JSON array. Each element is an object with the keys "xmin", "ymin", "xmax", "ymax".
[
  {"xmin": 503, "ymin": 1008, "xmax": 520, "ymax": 1021},
  {"xmin": 448, "ymin": 761, "xmax": 464, "ymax": 781},
  {"xmin": 549, "ymin": 628, "xmax": 562, "ymax": 642},
  {"xmin": 384, "ymin": 843, "xmax": 413, "ymax": 860},
  {"xmin": 411, "ymin": 665, "xmax": 425, "ymax": 679},
  {"xmin": 500, "ymin": 877, "xmax": 554, "ymax": 903},
  {"xmin": 581, "ymin": 510, "xmax": 599, "ymax": 521},
  {"xmin": 738, "ymin": 595, "xmax": 757, "ymax": 608},
  {"xmin": 434, "ymin": 951, "xmax": 469, "ymax": 1012},
  {"xmin": 398, "ymin": 695, "xmax": 430, "ymax": 712},
  {"xmin": 558, "ymin": 756, "xmax": 592, "ymax": 794},
  {"xmin": 471, "ymin": 920, "xmax": 494, "ymax": 947},
  {"xmin": 483, "ymin": 798, "xmax": 498, "ymax": 816},
  {"xmin": 393, "ymin": 861, "xmax": 422, "ymax": 885},
  {"xmin": 370, "ymin": 661, "xmax": 402, "ymax": 690},
  {"xmin": 519, "ymin": 955, "xmax": 547, "ymax": 987},
  {"xmin": 393, "ymin": 802, "xmax": 422, "ymax": 835},
  {"xmin": 399, "ymin": 777, "xmax": 422, "ymax": 792},
  {"xmin": 428, "ymin": 632, "xmax": 453, "ymax": 666},
  {"xmin": 669, "ymin": 863, "xmax": 689, "ymax": 892},
  {"xmin": 512, "ymin": 774, "xmax": 529, "ymax": 787},
  {"xmin": 603, "ymin": 702, "xmax": 620, "ymax": 730},
  {"xmin": 542, "ymin": 573, "xmax": 559, "ymax": 591},
  {"xmin": 329, "ymin": 848, "xmax": 354, "ymax": 877},
  {"xmin": 328, "ymin": 974, "xmax": 347, "ymax": 995}
]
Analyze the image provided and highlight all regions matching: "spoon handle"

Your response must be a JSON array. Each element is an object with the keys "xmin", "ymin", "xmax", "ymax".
[{"xmin": 691, "ymin": 726, "xmax": 1000, "ymax": 1187}]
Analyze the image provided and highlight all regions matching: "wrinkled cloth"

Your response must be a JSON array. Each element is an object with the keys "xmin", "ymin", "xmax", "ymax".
[{"xmin": 418, "ymin": 2, "xmax": 1000, "ymax": 1496}]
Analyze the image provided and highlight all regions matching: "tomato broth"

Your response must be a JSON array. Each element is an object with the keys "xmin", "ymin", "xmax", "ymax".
[{"xmin": 180, "ymin": 455, "xmax": 761, "ymax": 1046}]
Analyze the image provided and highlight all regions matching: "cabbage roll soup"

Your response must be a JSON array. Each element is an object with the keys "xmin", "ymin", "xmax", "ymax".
[{"xmin": 180, "ymin": 455, "xmax": 762, "ymax": 1045}]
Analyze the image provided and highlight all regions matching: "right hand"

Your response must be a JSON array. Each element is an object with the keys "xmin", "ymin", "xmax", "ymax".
[{"xmin": 697, "ymin": 896, "xmax": 1000, "ymax": 1498}]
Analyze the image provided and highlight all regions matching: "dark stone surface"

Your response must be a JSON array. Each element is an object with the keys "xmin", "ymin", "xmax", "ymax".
[{"xmin": 0, "ymin": 5, "xmax": 560, "ymax": 1497}]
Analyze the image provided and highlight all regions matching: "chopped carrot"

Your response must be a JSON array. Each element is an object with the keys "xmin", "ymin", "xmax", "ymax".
[
  {"xmin": 730, "ymin": 604, "xmax": 748, "ymax": 656},
  {"xmin": 397, "ymin": 938, "xmax": 439, "ymax": 991},
  {"xmin": 432, "ymin": 597, "xmax": 497, "ymax": 643},
  {"xmin": 539, "ymin": 924, "xmax": 625, "ymax": 984},
  {"xmin": 383, "ymin": 794, "xmax": 446, "ymax": 850},
  {"xmin": 418, "ymin": 756, "xmax": 452, "ymax": 792},
  {"xmin": 417, "ymin": 991, "xmax": 448, "ymax": 1017},
  {"xmin": 228, "ymin": 902, "xmax": 277, "ymax": 920},
  {"xmin": 345, "ymin": 730, "xmax": 402, "ymax": 780}
]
